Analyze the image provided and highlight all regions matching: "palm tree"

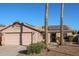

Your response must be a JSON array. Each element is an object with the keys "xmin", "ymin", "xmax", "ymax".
[
  {"xmin": 60, "ymin": 3, "xmax": 64, "ymax": 45},
  {"xmin": 44, "ymin": 3, "xmax": 49, "ymax": 49}
]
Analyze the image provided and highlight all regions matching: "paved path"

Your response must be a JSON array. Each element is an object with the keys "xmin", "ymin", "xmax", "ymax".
[{"xmin": 0, "ymin": 46, "xmax": 26, "ymax": 56}]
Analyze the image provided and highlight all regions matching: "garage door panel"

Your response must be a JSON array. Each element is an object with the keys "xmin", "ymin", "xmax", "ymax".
[
  {"xmin": 22, "ymin": 33, "xmax": 31, "ymax": 45},
  {"xmin": 4, "ymin": 33, "xmax": 19, "ymax": 45}
]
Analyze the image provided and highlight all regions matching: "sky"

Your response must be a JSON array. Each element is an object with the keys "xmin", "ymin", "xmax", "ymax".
[{"xmin": 0, "ymin": 3, "xmax": 79, "ymax": 30}]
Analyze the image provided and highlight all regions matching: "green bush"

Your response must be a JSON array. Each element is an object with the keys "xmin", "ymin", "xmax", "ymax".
[
  {"xmin": 27, "ymin": 42, "xmax": 45, "ymax": 54},
  {"xmin": 73, "ymin": 35, "xmax": 79, "ymax": 43}
]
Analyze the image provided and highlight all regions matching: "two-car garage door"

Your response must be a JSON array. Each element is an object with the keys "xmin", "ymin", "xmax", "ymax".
[{"xmin": 3, "ymin": 33, "xmax": 31, "ymax": 45}]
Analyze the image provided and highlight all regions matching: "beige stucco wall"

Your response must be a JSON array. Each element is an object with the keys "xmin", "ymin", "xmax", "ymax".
[
  {"xmin": 31, "ymin": 32, "xmax": 43, "ymax": 43},
  {"xmin": 56, "ymin": 33, "xmax": 60, "ymax": 37},
  {"xmin": 67, "ymin": 32, "xmax": 73, "ymax": 36}
]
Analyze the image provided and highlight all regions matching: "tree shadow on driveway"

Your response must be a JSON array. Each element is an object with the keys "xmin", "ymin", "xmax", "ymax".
[{"xmin": 18, "ymin": 50, "xmax": 28, "ymax": 55}]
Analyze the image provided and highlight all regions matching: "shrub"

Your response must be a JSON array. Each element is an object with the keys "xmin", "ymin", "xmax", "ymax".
[
  {"xmin": 27, "ymin": 42, "xmax": 45, "ymax": 54},
  {"xmin": 73, "ymin": 35, "xmax": 79, "ymax": 44}
]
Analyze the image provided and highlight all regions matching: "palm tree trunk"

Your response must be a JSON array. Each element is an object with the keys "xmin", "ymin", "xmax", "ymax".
[
  {"xmin": 60, "ymin": 3, "xmax": 64, "ymax": 45},
  {"xmin": 45, "ymin": 3, "xmax": 49, "ymax": 49}
]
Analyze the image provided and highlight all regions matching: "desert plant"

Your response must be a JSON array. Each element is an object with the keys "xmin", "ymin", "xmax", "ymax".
[
  {"xmin": 27, "ymin": 42, "xmax": 45, "ymax": 54},
  {"xmin": 73, "ymin": 35, "xmax": 79, "ymax": 44}
]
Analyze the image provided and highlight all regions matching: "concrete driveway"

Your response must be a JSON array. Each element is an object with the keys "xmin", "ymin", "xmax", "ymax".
[{"xmin": 0, "ymin": 46, "xmax": 26, "ymax": 56}]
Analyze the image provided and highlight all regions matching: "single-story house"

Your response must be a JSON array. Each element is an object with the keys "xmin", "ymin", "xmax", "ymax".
[
  {"xmin": 0, "ymin": 22, "xmax": 73, "ymax": 46},
  {"xmin": 0, "ymin": 22, "xmax": 43, "ymax": 45}
]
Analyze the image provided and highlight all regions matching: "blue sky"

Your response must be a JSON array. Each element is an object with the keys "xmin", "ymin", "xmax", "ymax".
[{"xmin": 0, "ymin": 3, "xmax": 79, "ymax": 30}]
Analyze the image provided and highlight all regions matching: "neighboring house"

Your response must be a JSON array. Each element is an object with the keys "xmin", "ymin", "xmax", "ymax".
[{"xmin": 0, "ymin": 22, "xmax": 73, "ymax": 46}]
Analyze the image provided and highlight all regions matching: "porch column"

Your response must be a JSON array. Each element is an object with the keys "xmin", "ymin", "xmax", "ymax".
[
  {"xmin": 48, "ymin": 33, "xmax": 50, "ymax": 44},
  {"xmin": 56, "ymin": 33, "xmax": 60, "ymax": 45},
  {"xmin": 56, "ymin": 33, "xmax": 60, "ymax": 38},
  {"xmin": 56, "ymin": 33, "xmax": 64, "ymax": 45}
]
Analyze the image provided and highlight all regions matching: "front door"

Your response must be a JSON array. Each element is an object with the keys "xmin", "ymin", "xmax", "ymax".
[{"xmin": 50, "ymin": 33, "xmax": 56, "ymax": 42}]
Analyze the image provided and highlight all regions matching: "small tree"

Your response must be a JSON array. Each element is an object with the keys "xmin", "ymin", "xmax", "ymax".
[
  {"xmin": 72, "ymin": 31, "xmax": 77, "ymax": 35},
  {"xmin": 0, "ymin": 24, "xmax": 5, "ymax": 27}
]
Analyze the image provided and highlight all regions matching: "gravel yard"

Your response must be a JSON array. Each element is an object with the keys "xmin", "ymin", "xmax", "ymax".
[
  {"xmin": 21, "ymin": 43, "xmax": 79, "ymax": 56},
  {"xmin": 40, "ymin": 44, "xmax": 79, "ymax": 56}
]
